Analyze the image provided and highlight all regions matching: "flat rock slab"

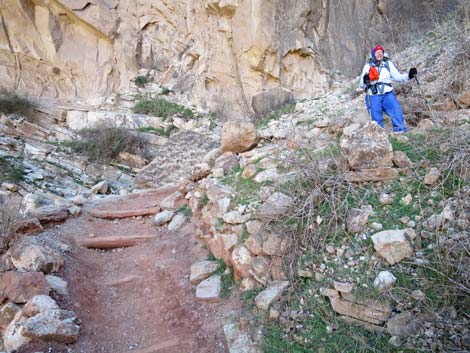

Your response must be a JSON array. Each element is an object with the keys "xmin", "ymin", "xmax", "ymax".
[
  {"xmin": 329, "ymin": 296, "xmax": 391, "ymax": 325},
  {"xmin": 345, "ymin": 168, "xmax": 399, "ymax": 182},
  {"xmin": 196, "ymin": 275, "xmax": 221, "ymax": 302},
  {"xmin": 31, "ymin": 206, "xmax": 68, "ymax": 223},
  {"xmin": 255, "ymin": 281, "xmax": 289, "ymax": 310},
  {"xmin": 190, "ymin": 261, "xmax": 220, "ymax": 285}
]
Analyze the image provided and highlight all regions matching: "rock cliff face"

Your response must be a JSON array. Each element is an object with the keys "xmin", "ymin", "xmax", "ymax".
[{"xmin": 0, "ymin": 0, "xmax": 457, "ymax": 118}]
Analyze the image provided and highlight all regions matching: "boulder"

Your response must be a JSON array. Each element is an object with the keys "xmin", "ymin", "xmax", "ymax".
[
  {"xmin": 167, "ymin": 214, "xmax": 186, "ymax": 231},
  {"xmin": 223, "ymin": 316, "xmax": 261, "ymax": 353},
  {"xmin": 118, "ymin": 152, "xmax": 148, "ymax": 168},
  {"xmin": 31, "ymin": 206, "xmax": 68, "ymax": 223},
  {"xmin": 45, "ymin": 275, "xmax": 69, "ymax": 296},
  {"xmin": 13, "ymin": 217, "xmax": 44, "ymax": 235},
  {"xmin": 258, "ymin": 192, "xmax": 293, "ymax": 218},
  {"xmin": 393, "ymin": 151, "xmax": 412, "ymax": 168},
  {"xmin": 208, "ymin": 233, "xmax": 238, "ymax": 264},
  {"xmin": 230, "ymin": 246, "xmax": 254, "ymax": 280},
  {"xmin": 423, "ymin": 167, "xmax": 441, "ymax": 185},
  {"xmin": 255, "ymin": 281, "xmax": 289, "ymax": 310},
  {"xmin": 214, "ymin": 152, "xmax": 240, "ymax": 173},
  {"xmin": 251, "ymin": 87, "xmax": 294, "ymax": 116},
  {"xmin": 262, "ymin": 232, "xmax": 289, "ymax": 256},
  {"xmin": 90, "ymin": 180, "xmax": 109, "ymax": 195},
  {"xmin": 340, "ymin": 121, "xmax": 393, "ymax": 170},
  {"xmin": 195, "ymin": 275, "xmax": 221, "ymax": 302},
  {"xmin": 190, "ymin": 261, "xmax": 220, "ymax": 285},
  {"xmin": 223, "ymin": 211, "xmax": 250, "ymax": 224},
  {"xmin": 346, "ymin": 206, "xmax": 372, "ymax": 234},
  {"xmin": 221, "ymin": 121, "xmax": 258, "ymax": 154},
  {"xmin": 371, "ymin": 230, "xmax": 414, "ymax": 265},
  {"xmin": 329, "ymin": 296, "xmax": 391, "ymax": 325},
  {"xmin": 0, "ymin": 271, "xmax": 50, "ymax": 303},
  {"xmin": 190, "ymin": 163, "xmax": 212, "ymax": 182},
  {"xmin": 373, "ymin": 271, "xmax": 397, "ymax": 291},
  {"xmin": 387, "ymin": 312, "xmax": 420, "ymax": 337},
  {"xmin": 3, "ymin": 295, "xmax": 79, "ymax": 352},
  {"xmin": 0, "ymin": 302, "xmax": 20, "ymax": 330},
  {"xmin": 24, "ymin": 309, "xmax": 80, "ymax": 343},
  {"xmin": 9, "ymin": 237, "xmax": 63, "ymax": 273},
  {"xmin": 153, "ymin": 210, "xmax": 175, "ymax": 226}
]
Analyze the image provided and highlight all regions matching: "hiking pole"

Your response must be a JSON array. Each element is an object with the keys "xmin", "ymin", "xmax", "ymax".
[
  {"xmin": 365, "ymin": 86, "xmax": 372, "ymax": 118},
  {"xmin": 414, "ymin": 75, "xmax": 433, "ymax": 114}
]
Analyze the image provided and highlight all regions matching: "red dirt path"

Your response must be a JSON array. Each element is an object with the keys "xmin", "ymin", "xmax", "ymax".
[{"xmin": 19, "ymin": 188, "xmax": 239, "ymax": 353}]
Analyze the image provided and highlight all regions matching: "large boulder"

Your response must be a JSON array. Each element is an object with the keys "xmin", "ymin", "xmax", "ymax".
[
  {"xmin": 340, "ymin": 121, "xmax": 393, "ymax": 170},
  {"xmin": 9, "ymin": 237, "xmax": 64, "ymax": 273},
  {"xmin": 221, "ymin": 121, "xmax": 258, "ymax": 154},
  {"xmin": 0, "ymin": 271, "xmax": 50, "ymax": 304},
  {"xmin": 251, "ymin": 87, "xmax": 295, "ymax": 116},
  {"xmin": 3, "ymin": 295, "xmax": 79, "ymax": 352}
]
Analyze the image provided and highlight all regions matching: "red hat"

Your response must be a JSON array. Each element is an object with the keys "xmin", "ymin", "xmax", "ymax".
[{"xmin": 374, "ymin": 45, "xmax": 385, "ymax": 54}]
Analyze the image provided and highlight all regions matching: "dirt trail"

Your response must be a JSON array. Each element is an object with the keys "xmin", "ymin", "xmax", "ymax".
[{"xmin": 20, "ymin": 188, "xmax": 238, "ymax": 353}]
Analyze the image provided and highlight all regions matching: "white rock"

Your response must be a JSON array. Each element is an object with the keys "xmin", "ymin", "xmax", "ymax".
[
  {"xmin": 45, "ymin": 275, "xmax": 68, "ymax": 296},
  {"xmin": 167, "ymin": 214, "xmax": 186, "ymax": 231},
  {"xmin": 374, "ymin": 271, "xmax": 397, "ymax": 291},
  {"xmin": 223, "ymin": 211, "xmax": 250, "ymax": 224},
  {"xmin": 153, "ymin": 210, "xmax": 175, "ymax": 226},
  {"xmin": 195, "ymin": 275, "xmax": 221, "ymax": 302},
  {"xmin": 190, "ymin": 261, "xmax": 220, "ymax": 285},
  {"xmin": 255, "ymin": 281, "xmax": 289, "ymax": 310}
]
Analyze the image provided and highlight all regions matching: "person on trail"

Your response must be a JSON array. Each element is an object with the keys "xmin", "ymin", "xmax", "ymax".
[{"xmin": 359, "ymin": 45, "xmax": 417, "ymax": 133}]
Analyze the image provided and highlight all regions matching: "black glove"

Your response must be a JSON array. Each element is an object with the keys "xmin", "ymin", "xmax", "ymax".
[
  {"xmin": 408, "ymin": 67, "xmax": 417, "ymax": 79},
  {"xmin": 363, "ymin": 74, "xmax": 370, "ymax": 85}
]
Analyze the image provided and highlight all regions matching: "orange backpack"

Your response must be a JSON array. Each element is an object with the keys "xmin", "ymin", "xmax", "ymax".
[{"xmin": 369, "ymin": 66, "xmax": 380, "ymax": 81}]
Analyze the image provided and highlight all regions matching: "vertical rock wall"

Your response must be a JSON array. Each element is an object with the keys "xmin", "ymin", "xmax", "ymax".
[{"xmin": 0, "ymin": 0, "xmax": 459, "ymax": 118}]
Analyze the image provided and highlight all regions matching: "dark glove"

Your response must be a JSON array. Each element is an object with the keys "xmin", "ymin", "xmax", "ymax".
[
  {"xmin": 363, "ymin": 74, "xmax": 370, "ymax": 85},
  {"xmin": 408, "ymin": 67, "xmax": 417, "ymax": 79}
]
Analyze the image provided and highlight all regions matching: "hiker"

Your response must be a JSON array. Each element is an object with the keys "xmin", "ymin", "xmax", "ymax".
[{"xmin": 359, "ymin": 45, "xmax": 417, "ymax": 133}]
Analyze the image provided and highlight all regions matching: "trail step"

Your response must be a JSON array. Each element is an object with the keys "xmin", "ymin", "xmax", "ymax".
[
  {"xmin": 88, "ymin": 207, "xmax": 160, "ymax": 219},
  {"xmin": 77, "ymin": 235, "xmax": 157, "ymax": 249}
]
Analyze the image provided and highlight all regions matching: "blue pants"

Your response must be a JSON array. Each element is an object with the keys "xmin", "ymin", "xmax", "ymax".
[{"xmin": 365, "ymin": 91, "xmax": 407, "ymax": 132}]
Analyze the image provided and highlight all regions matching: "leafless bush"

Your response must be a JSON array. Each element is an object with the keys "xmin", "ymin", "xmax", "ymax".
[
  {"xmin": 258, "ymin": 145, "xmax": 360, "ymax": 276},
  {"xmin": 0, "ymin": 194, "xmax": 20, "ymax": 252}
]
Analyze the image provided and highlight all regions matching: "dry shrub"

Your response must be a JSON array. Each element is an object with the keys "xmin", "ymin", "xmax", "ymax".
[
  {"xmin": 0, "ymin": 194, "xmax": 20, "ymax": 252},
  {"xmin": 67, "ymin": 126, "xmax": 149, "ymax": 162}
]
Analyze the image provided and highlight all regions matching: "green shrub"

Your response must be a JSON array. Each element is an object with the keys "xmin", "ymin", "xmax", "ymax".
[
  {"xmin": 65, "ymin": 127, "xmax": 148, "ymax": 162},
  {"xmin": 136, "ymin": 126, "xmax": 173, "ymax": 137},
  {"xmin": 134, "ymin": 76, "xmax": 148, "ymax": 88},
  {"xmin": 133, "ymin": 98, "xmax": 193, "ymax": 120},
  {"xmin": 177, "ymin": 204, "xmax": 193, "ymax": 217},
  {"xmin": 0, "ymin": 94, "xmax": 34, "ymax": 116},
  {"xmin": 0, "ymin": 157, "xmax": 24, "ymax": 183}
]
